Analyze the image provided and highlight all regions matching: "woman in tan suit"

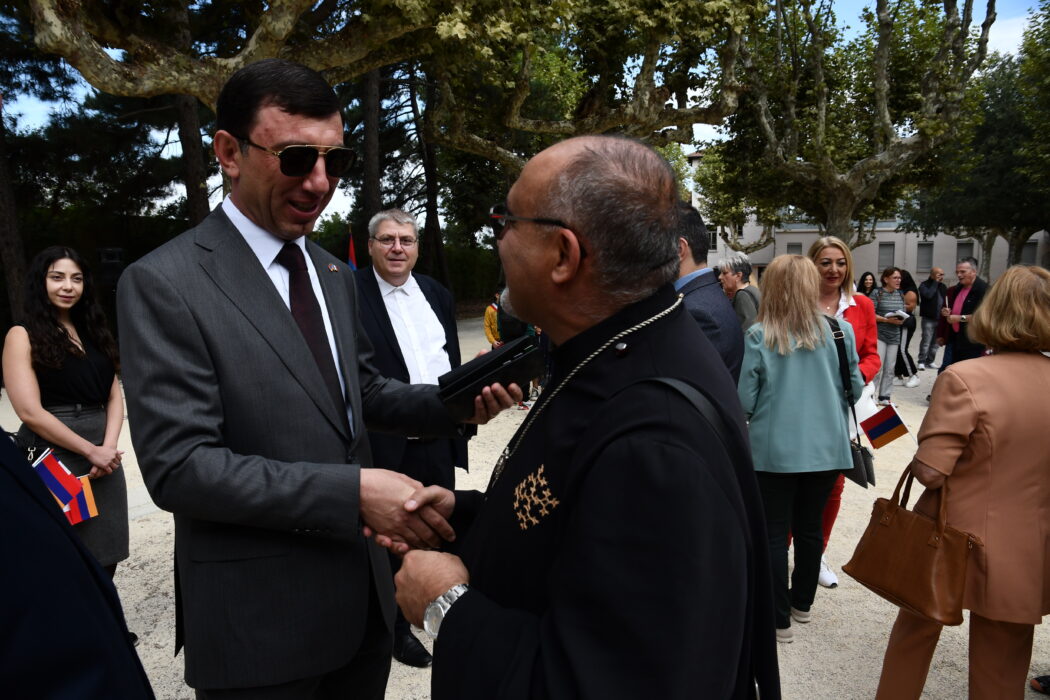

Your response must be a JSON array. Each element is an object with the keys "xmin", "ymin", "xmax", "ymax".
[{"xmin": 876, "ymin": 265, "xmax": 1050, "ymax": 699}]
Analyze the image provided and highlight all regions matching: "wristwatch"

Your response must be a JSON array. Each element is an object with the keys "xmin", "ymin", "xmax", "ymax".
[{"xmin": 423, "ymin": 583, "xmax": 469, "ymax": 639}]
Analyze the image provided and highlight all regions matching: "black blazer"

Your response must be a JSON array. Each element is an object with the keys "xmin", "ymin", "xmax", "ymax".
[
  {"xmin": 937, "ymin": 277, "xmax": 989, "ymax": 361},
  {"xmin": 0, "ymin": 431, "xmax": 154, "ymax": 699},
  {"xmin": 679, "ymin": 270, "xmax": 745, "ymax": 383},
  {"xmin": 354, "ymin": 267, "xmax": 471, "ymax": 478}
]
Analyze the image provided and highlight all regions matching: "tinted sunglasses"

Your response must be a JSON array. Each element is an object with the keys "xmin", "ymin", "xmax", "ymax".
[
  {"xmin": 240, "ymin": 137, "xmax": 357, "ymax": 178},
  {"xmin": 488, "ymin": 202, "xmax": 569, "ymax": 241}
]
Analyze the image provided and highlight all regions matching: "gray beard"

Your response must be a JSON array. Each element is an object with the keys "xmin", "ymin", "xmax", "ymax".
[{"xmin": 499, "ymin": 287, "xmax": 518, "ymax": 319}]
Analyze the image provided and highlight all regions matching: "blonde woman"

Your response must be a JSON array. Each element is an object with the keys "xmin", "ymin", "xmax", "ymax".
[
  {"xmin": 738, "ymin": 255, "xmax": 865, "ymax": 643},
  {"xmin": 807, "ymin": 236, "xmax": 881, "ymax": 588},
  {"xmin": 877, "ymin": 266, "xmax": 1050, "ymax": 699}
]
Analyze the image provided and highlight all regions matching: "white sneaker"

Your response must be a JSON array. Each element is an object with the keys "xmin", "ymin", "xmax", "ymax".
[
  {"xmin": 818, "ymin": 556, "xmax": 838, "ymax": 588},
  {"xmin": 776, "ymin": 627, "xmax": 794, "ymax": 643},
  {"xmin": 905, "ymin": 375, "xmax": 921, "ymax": 388},
  {"xmin": 893, "ymin": 377, "xmax": 905, "ymax": 386},
  {"xmin": 790, "ymin": 607, "xmax": 811, "ymax": 623},
  {"xmin": 918, "ymin": 363, "xmax": 926, "ymax": 371}
]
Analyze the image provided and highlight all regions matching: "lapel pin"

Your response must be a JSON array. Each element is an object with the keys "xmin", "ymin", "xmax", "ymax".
[{"xmin": 327, "ymin": 263, "xmax": 339, "ymax": 272}]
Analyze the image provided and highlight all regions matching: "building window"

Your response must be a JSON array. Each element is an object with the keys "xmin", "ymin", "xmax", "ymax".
[
  {"xmin": 878, "ymin": 243, "xmax": 895, "ymax": 271},
  {"xmin": 957, "ymin": 240, "xmax": 974, "ymax": 262},
  {"xmin": 917, "ymin": 242, "xmax": 933, "ymax": 271},
  {"xmin": 1021, "ymin": 241, "xmax": 1038, "ymax": 265},
  {"xmin": 787, "ymin": 243, "xmax": 802, "ymax": 255}
]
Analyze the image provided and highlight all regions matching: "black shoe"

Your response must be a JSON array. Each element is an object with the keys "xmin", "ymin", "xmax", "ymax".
[
  {"xmin": 393, "ymin": 631, "xmax": 432, "ymax": 668},
  {"xmin": 129, "ymin": 631, "xmax": 139, "ymax": 647}
]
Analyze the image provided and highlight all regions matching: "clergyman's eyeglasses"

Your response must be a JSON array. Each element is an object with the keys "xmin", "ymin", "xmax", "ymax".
[
  {"xmin": 488, "ymin": 202, "xmax": 569, "ymax": 241},
  {"xmin": 239, "ymin": 137, "xmax": 357, "ymax": 178}
]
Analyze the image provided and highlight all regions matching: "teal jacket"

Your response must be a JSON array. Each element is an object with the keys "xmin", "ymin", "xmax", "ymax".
[{"xmin": 738, "ymin": 320, "xmax": 865, "ymax": 473}]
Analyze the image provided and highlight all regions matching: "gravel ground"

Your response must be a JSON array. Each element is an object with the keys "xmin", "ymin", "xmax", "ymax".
[{"xmin": 4, "ymin": 316, "xmax": 1047, "ymax": 699}]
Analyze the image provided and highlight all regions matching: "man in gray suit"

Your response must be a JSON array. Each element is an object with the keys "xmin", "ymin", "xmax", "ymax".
[{"xmin": 117, "ymin": 59, "xmax": 516, "ymax": 699}]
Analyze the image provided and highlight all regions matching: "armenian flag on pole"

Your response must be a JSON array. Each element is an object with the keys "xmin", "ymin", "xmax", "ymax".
[
  {"xmin": 31, "ymin": 448, "xmax": 99, "ymax": 525},
  {"xmin": 860, "ymin": 404, "xmax": 910, "ymax": 449}
]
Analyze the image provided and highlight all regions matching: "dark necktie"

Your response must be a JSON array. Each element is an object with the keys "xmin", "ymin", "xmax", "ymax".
[{"xmin": 275, "ymin": 243, "xmax": 349, "ymax": 430}]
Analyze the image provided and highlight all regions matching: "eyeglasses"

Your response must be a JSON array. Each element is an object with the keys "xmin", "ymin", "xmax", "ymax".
[
  {"xmin": 369, "ymin": 235, "xmax": 417, "ymax": 249},
  {"xmin": 488, "ymin": 202, "xmax": 569, "ymax": 241},
  {"xmin": 239, "ymin": 137, "xmax": 357, "ymax": 178}
]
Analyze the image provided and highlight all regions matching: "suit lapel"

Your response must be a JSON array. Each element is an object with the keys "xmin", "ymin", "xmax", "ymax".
[
  {"xmin": 358, "ymin": 268, "xmax": 408, "ymax": 375},
  {"xmin": 195, "ymin": 213, "xmax": 350, "ymax": 442}
]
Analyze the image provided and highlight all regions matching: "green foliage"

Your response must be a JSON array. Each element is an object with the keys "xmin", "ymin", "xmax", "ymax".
[
  {"xmin": 898, "ymin": 54, "xmax": 1050, "ymax": 261},
  {"xmin": 1019, "ymin": 0, "xmax": 1050, "ymax": 190}
]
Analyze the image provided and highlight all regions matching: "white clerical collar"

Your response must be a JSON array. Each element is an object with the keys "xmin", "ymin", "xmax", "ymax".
[
  {"xmin": 373, "ymin": 267, "xmax": 417, "ymax": 297},
  {"xmin": 222, "ymin": 197, "xmax": 307, "ymax": 269}
]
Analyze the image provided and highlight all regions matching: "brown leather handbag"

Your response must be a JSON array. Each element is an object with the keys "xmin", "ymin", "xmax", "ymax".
[{"xmin": 843, "ymin": 465, "xmax": 981, "ymax": 626}]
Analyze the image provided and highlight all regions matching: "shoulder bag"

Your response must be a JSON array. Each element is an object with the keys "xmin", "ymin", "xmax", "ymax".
[
  {"xmin": 842, "ymin": 465, "xmax": 981, "ymax": 626},
  {"xmin": 825, "ymin": 317, "xmax": 875, "ymax": 488}
]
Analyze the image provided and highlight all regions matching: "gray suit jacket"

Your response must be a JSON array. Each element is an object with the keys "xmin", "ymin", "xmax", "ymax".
[{"xmin": 117, "ymin": 208, "xmax": 457, "ymax": 689}]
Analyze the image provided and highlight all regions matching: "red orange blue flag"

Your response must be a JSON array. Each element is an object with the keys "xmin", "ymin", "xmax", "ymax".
[
  {"xmin": 63, "ymin": 476, "xmax": 99, "ymax": 525},
  {"xmin": 32, "ymin": 448, "xmax": 83, "ymax": 505},
  {"xmin": 860, "ymin": 405, "xmax": 910, "ymax": 449}
]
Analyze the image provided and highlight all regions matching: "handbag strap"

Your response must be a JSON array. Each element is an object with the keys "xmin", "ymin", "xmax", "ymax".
[
  {"xmin": 889, "ymin": 464, "xmax": 949, "ymax": 540},
  {"xmin": 825, "ymin": 316, "xmax": 863, "ymax": 441}
]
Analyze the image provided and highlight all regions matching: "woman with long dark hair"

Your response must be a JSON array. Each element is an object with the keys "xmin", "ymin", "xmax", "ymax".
[
  {"xmin": 857, "ymin": 271, "xmax": 878, "ymax": 298},
  {"xmin": 3, "ymin": 246, "xmax": 129, "ymax": 579},
  {"xmin": 894, "ymin": 269, "xmax": 921, "ymax": 386}
]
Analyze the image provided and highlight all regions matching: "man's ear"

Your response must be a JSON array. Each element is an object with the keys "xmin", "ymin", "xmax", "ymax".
[
  {"xmin": 677, "ymin": 236, "xmax": 690, "ymax": 264},
  {"xmin": 213, "ymin": 130, "xmax": 242, "ymax": 180},
  {"xmin": 550, "ymin": 228, "xmax": 585, "ymax": 285}
]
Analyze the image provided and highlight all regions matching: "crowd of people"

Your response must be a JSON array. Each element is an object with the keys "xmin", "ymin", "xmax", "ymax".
[{"xmin": 1, "ymin": 57, "xmax": 1049, "ymax": 700}]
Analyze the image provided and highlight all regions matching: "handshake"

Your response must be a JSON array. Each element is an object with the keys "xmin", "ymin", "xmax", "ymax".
[{"xmin": 359, "ymin": 469, "xmax": 457, "ymax": 554}]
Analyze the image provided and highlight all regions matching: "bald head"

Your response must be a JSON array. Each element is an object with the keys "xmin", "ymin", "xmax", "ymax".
[
  {"xmin": 929, "ymin": 267, "xmax": 944, "ymax": 282},
  {"xmin": 530, "ymin": 135, "xmax": 680, "ymax": 304}
]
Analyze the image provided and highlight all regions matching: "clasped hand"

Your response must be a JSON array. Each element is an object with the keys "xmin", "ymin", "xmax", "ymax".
[{"xmin": 360, "ymin": 471, "xmax": 457, "ymax": 551}]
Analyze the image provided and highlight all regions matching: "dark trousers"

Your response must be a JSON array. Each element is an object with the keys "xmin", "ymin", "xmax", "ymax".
[
  {"xmin": 390, "ymin": 439, "xmax": 455, "ymax": 636},
  {"xmin": 196, "ymin": 579, "xmax": 392, "ymax": 700},
  {"xmin": 757, "ymin": 470, "xmax": 840, "ymax": 629},
  {"xmin": 895, "ymin": 316, "xmax": 917, "ymax": 377}
]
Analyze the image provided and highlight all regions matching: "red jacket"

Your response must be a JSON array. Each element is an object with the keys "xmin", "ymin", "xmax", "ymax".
[{"xmin": 843, "ymin": 293, "xmax": 881, "ymax": 383}]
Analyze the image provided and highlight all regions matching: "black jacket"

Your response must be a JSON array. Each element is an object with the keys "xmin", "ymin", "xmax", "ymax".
[
  {"xmin": 434, "ymin": 286, "xmax": 780, "ymax": 700},
  {"xmin": 0, "ymin": 431, "xmax": 154, "ymax": 699},
  {"xmin": 918, "ymin": 278, "xmax": 948, "ymax": 320},
  {"xmin": 679, "ymin": 269, "xmax": 745, "ymax": 383}
]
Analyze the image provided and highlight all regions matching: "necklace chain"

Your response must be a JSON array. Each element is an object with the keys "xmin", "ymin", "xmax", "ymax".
[{"xmin": 486, "ymin": 295, "xmax": 684, "ymax": 491}]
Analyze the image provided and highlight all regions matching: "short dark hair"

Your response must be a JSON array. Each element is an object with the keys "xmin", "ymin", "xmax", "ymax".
[
  {"xmin": 957, "ymin": 256, "xmax": 979, "ymax": 271},
  {"xmin": 540, "ymin": 136, "xmax": 680, "ymax": 304},
  {"xmin": 677, "ymin": 202, "xmax": 710, "ymax": 265},
  {"xmin": 216, "ymin": 59, "xmax": 343, "ymax": 139}
]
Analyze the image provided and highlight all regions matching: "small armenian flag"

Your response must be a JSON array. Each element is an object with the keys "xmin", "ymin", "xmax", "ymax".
[
  {"xmin": 32, "ymin": 448, "xmax": 82, "ymax": 505},
  {"xmin": 860, "ymin": 405, "xmax": 910, "ymax": 449},
  {"xmin": 62, "ymin": 476, "xmax": 99, "ymax": 525}
]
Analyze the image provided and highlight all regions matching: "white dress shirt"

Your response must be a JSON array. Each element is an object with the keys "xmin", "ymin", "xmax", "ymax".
[
  {"xmin": 373, "ymin": 269, "xmax": 451, "ymax": 385},
  {"xmin": 222, "ymin": 197, "xmax": 353, "ymax": 432}
]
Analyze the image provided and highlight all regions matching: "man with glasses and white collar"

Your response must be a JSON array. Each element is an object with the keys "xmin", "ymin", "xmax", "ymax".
[
  {"xmin": 116, "ymin": 60, "xmax": 518, "ymax": 699},
  {"xmin": 354, "ymin": 208, "xmax": 473, "ymax": 669}
]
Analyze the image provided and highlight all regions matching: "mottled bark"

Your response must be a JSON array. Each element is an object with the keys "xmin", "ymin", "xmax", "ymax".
[
  {"xmin": 0, "ymin": 95, "xmax": 27, "ymax": 322},
  {"xmin": 28, "ymin": 0, "xmax": 428, "ymax": 111}
]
